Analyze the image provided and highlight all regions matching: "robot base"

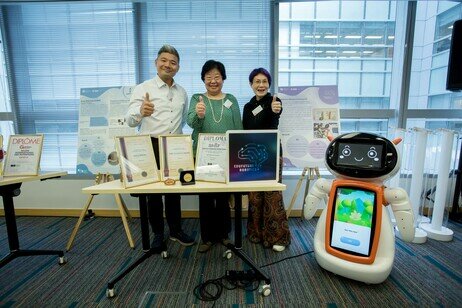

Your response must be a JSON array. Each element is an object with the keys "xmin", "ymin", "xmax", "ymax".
[{"xmin": 313, "ymin": 209, "xmax": 395, "ymax": 284}]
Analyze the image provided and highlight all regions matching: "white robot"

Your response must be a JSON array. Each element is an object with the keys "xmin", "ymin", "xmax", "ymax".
[{"xmin": 304, "ymin": 132, "xmax": 414, "ymax": 284}]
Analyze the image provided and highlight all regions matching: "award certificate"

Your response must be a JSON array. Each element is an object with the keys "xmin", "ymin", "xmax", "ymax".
[
  {"xmin": 159, "ymin": 135, "xmax": 194, "ymax": 180},
  {"xmin": 115, "ymin": 135, "xmax": 160, "ymax": 188},
  {"xmin": 195, "ymin": 134, "xmax": 227, "ymax": 183},
  {"xmin": 4, "ymin": 134, "xmax": 44, "ymax": 176}
]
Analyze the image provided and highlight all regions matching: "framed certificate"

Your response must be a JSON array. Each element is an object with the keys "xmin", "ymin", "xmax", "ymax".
[
  {"xmin": 159, "ymin": 135, "xmax": 195, "ymax": 181},
  {"xmin": 115, "ymin": 135, "xmax": 160, "ymax": 188},
  {"xmin": 4, "ymin": 134, "xmax": 44, "ymax": 176},
  {"xmin": 226, "ymin": 130, "xmax": 280, "ymax": 183},
  {"xmin": 195, "ymin": 133, "xmax": 227, "ymax": 183}
]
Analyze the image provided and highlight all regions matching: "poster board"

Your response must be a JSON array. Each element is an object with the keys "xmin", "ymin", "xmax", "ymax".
[
  {"xmin": 278, "ymin": 85, "xmax": 340, "ymax": 169},
  {"xmin": 195, "ymin": 133, "xmax": 227, "ymax": 183},
  {"xmin": 227, "ymin": 130, "xmax": 279, "ymax": 183},
  {"xmin": 115, "ymin": 135, "xmax": 160, "ymax": 188},
  {"xmin": 4, "ymin": 134, "xmax": 44, "ymax": 176},
  {"xmin": 76, "ymin": 86, "xmax": 136, "ymax": 175}
]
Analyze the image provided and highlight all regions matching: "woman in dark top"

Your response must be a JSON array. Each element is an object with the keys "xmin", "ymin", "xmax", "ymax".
[{"xmin": 242, "ymin": 68, "xmax": 291, "ymax": 252}]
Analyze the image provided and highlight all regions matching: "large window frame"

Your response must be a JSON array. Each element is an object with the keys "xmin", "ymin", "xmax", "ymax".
[{"xmin": 1, "ymin": 0, "xmax": 461, "ymax": 174}]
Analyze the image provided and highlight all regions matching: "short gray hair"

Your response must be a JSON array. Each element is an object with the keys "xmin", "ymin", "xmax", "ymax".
[{"xmin": 157, "ymin": 44, "xmax": 180, "ymax": 63}]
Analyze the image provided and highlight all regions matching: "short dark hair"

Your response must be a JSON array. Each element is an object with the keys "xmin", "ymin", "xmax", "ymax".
[
  {"xmin": 157, "ymin": 44, "xmax": 180, "ymax": 63},
  {"xmin": 201, "ymin": 60, "xmax": 227, "ymax": 81},
  {"xmin": 249, "ymin": 67, "xmax": 272, "ymax": 86}
]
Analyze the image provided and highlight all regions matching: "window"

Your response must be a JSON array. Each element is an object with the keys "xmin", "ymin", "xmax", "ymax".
[
  {"xmin": 2, "ymin": 2, "xmax": 136, "ymax": 172},
  {"xmin": 279, "ymin": 0, "xmax": 398, "ymax": 139},
  {"xmin": 408, "ymin": 1, "xmax": 462, "ymax": 131},
  {"xmin": 1, "ymin": 0, "xmax": 270, "ymax": 173}
]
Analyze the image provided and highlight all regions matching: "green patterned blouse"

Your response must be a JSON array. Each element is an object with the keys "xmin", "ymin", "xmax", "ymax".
[{"xmin": 187, "ymin": 93, "xmax": 243, "ymax": 155}]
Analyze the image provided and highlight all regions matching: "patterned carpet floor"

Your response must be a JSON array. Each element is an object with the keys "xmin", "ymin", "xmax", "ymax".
[{"xmin": 0, "ymin": 216, "xmax": 461, "ymax": 307}]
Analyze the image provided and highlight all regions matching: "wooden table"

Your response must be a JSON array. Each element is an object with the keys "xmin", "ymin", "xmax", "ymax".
[
  {"xmin": 0, "ymin": 172, "xmax": 67, "ymax": 268},
  {"xmin": 82, "ymin": 179, "xmax": 286, "ymax": 298}
]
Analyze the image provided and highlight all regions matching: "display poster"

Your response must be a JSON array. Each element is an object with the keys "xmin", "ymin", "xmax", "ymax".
[
  {"xmin": 195, "ymin": 133, "xmax": 227, "ymax": 183},
  {"xmin": 76, "ymin": 86, "xmax": 136, "ymax": 175},
  {"xmin": 4, "ymin": 134, "xmax": 44, "ymax": 176},
  {"xmin": 115, "ymin": 135, "xmax": 159, "ymax": 188},
  {"xmin": 278, "ymin": 85, "xmax": 340, "ymax": 169},
  {"xmin": 227, "ymin": 130, "xmax": 279, "ymax": 183},
  {"xmin": 159, "ymin": 135, "xmax": 195, "ymax": 181}
]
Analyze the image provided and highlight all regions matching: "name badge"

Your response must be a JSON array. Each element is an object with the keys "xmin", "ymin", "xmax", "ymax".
[
  {"xmin": 252, "ymin": 105, "xmax": 263, "ymax": 116},
  {"xmin": 224, "ymin": 99, "xmax": 233, "ymax": 109}
]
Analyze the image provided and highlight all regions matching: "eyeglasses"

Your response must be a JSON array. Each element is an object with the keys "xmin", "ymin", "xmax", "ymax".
[
  {"xmin": 253, "ymin": 79, "xmax": 269, "ymax": 85},
  {"xmin": 205, "ymin": 75, "xmax": 222, "ymax": 82}
]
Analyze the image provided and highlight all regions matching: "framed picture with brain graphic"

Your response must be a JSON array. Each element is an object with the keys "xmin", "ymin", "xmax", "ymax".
[{"xmin": 226, "ymin": 130, "xmax": 280, "ymax": 183}]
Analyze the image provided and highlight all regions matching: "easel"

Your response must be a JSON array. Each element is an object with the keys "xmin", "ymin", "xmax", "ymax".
[
  {"xmin": 66, "ymin": 173, "xmax": 134, "ymax": 251},
  {"xmin": 286, "ymin": 167, "xmax": 320, "ymax": 218}
]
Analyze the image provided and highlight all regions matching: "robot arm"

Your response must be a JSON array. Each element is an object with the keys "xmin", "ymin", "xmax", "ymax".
[
  {"xmin": 384, "ymin": 187, "xmax": 415, "ymax": 242},
  {"xmin": 304, "ymin": 178, "xmax": 332, "ymax": 220}
]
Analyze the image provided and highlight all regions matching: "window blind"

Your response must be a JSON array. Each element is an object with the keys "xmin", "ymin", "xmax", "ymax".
[{"xmin": 2, "ymin": 0, "xmax": 270, "ymax": 173}]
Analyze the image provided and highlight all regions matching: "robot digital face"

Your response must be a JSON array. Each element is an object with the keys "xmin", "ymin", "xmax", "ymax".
[{"xmin": 336, "ymin": 142, "xmax": 384, "ymax": 169}]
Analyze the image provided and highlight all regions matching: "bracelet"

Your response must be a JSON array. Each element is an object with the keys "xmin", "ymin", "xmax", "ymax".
[{"xmin": 164, "ymin": 178, "xmax": 176, "ymax": 185}]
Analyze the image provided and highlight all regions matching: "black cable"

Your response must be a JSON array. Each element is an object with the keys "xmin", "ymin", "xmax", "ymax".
[
  {"xmin": 194, "ymin": 251, "xmax": 315, "ymax": 303},
  {"xmin": 193, "ymin": 271, "xmax": 261, "ymax": 303},
  {"xmin": 260, "ymin": 250, "xmax": 314, "ymax": 268}
]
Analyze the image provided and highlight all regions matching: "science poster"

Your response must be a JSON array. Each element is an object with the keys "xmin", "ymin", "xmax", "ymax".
[
  {"xmin": 278, "ymin": 85, "xmax": 340, "ymax": 169},
  {"xmin": 76, "ymin": 86, "xmax": 135, "ymax": 175}
]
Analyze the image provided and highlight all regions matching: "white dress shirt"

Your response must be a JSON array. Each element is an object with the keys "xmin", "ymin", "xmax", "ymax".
[{"xmin": 125, "ymin": 75, "xmax": 188, "ymax": 137}]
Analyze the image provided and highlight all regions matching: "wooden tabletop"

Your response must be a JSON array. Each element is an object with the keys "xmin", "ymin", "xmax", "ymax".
[{"xmin": 83, "ymin": 179, "xmax": 286, "ymax": 195}]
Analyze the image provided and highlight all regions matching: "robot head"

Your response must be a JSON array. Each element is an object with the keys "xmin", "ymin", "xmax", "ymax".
[{"xmin": 325, "ymin": 132, "xmax": 400, "ymax": 181}]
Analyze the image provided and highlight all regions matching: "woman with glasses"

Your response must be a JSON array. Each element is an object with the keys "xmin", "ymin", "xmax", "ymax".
[
  {"xmin": 242, "ymin": 67, "xmax": 291, "ymax": 252},
  {"xmin": 187, "ymin": 60, "xmax": 243, "ymax": 253}
]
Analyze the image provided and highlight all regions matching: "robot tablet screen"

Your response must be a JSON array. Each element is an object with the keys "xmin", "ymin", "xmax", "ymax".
[
  {"xmin": 329, "ymin": 187, "xmax": 377, "ymax": 257},
  {"xmin": 336, "ymin": 142, "xmax": 384, "ymax": 169}
]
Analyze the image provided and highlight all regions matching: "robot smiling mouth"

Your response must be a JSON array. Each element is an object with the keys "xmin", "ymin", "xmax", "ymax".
[{"xmin": 354, "ymin": 157, "xmax": 364, "ymax": 162}]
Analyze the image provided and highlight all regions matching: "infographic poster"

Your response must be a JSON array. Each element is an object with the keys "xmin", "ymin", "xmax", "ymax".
[
  {"xmin": 278, "ymin": 85, "xmax": 340, "ymax": 169},
  {"xmin": 76, "ymin": 86, "xmax": 135, "ymax": 175}
]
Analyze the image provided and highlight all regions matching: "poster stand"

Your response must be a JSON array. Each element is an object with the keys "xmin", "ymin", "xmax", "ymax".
[
  {"xmin": 66, "ymin": 173, "xmax": 134, "ymax": 251},
  {"xmin": 286, "ymin": 167, "xmax": 320, "ymax": 218}
]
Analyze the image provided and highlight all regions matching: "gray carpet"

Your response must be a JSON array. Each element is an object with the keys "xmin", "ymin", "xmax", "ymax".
[{"xmin": 0, "ymin": 216, "xmax": 460, "ymax": 307}]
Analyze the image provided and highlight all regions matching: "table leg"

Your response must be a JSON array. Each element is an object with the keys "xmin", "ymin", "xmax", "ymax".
[
  {"xmin": 114, "ymin": 194, "xmax": 135, "ymax": 249},
  {"xmin": 66, "ymin": 194, "xmax": 95, "ymax": 251},
  {"xmin": 105, "ymin": 194, "xmax": 166, "ymax": 298},
  {"xmin": 226, "ymin": 192, "xmax": 270, "ymax": 285},
  {"xmin": 0, "ymin": 183, "xmax": 66, "ymax": 268}
]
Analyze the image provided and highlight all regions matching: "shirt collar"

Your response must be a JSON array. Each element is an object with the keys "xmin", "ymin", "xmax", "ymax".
[{"xmin": 154, "ymin": 74, "xmax": 176, "ymax": 89}]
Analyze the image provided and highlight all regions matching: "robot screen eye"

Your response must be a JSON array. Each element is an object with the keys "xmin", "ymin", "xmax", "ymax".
[{"xmin": 336, "ymin": 142, "xmax": 384, "ymax": 168}]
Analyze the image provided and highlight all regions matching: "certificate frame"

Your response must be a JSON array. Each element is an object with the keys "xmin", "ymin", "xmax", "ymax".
[
  {"xmin": 115, "ymin": 135, "xmax": 160, "ymax": 188},
  {"xmin": 158, "ymin": 135, "xmax": 195, "ymax": 181},
  {"xmin": 226, "ymin": 130, "xmax": 280, "ymax": 183},
  {"xmin": 4, "ymin": 134, "xmax": 44, "ymax": 177},
  {"xmin": 195, "ymin": 133, "xmax": 227, "ymax": 183}
]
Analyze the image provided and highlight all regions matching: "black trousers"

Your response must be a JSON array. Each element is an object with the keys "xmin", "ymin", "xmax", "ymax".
[
  {"xmin": 199, "ymin": 193, "xmax": 231, "ymax": 243},
  {"xmin": 148, "ymin": 137, "xmax": 181, "ymax": 235}
]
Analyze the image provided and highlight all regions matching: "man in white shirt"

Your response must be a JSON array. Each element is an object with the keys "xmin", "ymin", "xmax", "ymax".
[{"xmin": 126, "ymin": 44, "xmax": 195, "ymax": 248}]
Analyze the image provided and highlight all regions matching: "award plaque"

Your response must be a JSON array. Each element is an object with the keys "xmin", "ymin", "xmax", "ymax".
[
  {"xmin": 115, "ymin": 135, "xmax": 160, "ymax": 188},
  {"xmin": 159, "ymin": 135, "xmax": 195, "ymax": 181},
  {"xmin": 179, "ymin": 170, "xmax": 195, "ymax": 185},
  {"xmin": 4, "ymin": 134, "xmax": 44, "ymax": 176}
]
